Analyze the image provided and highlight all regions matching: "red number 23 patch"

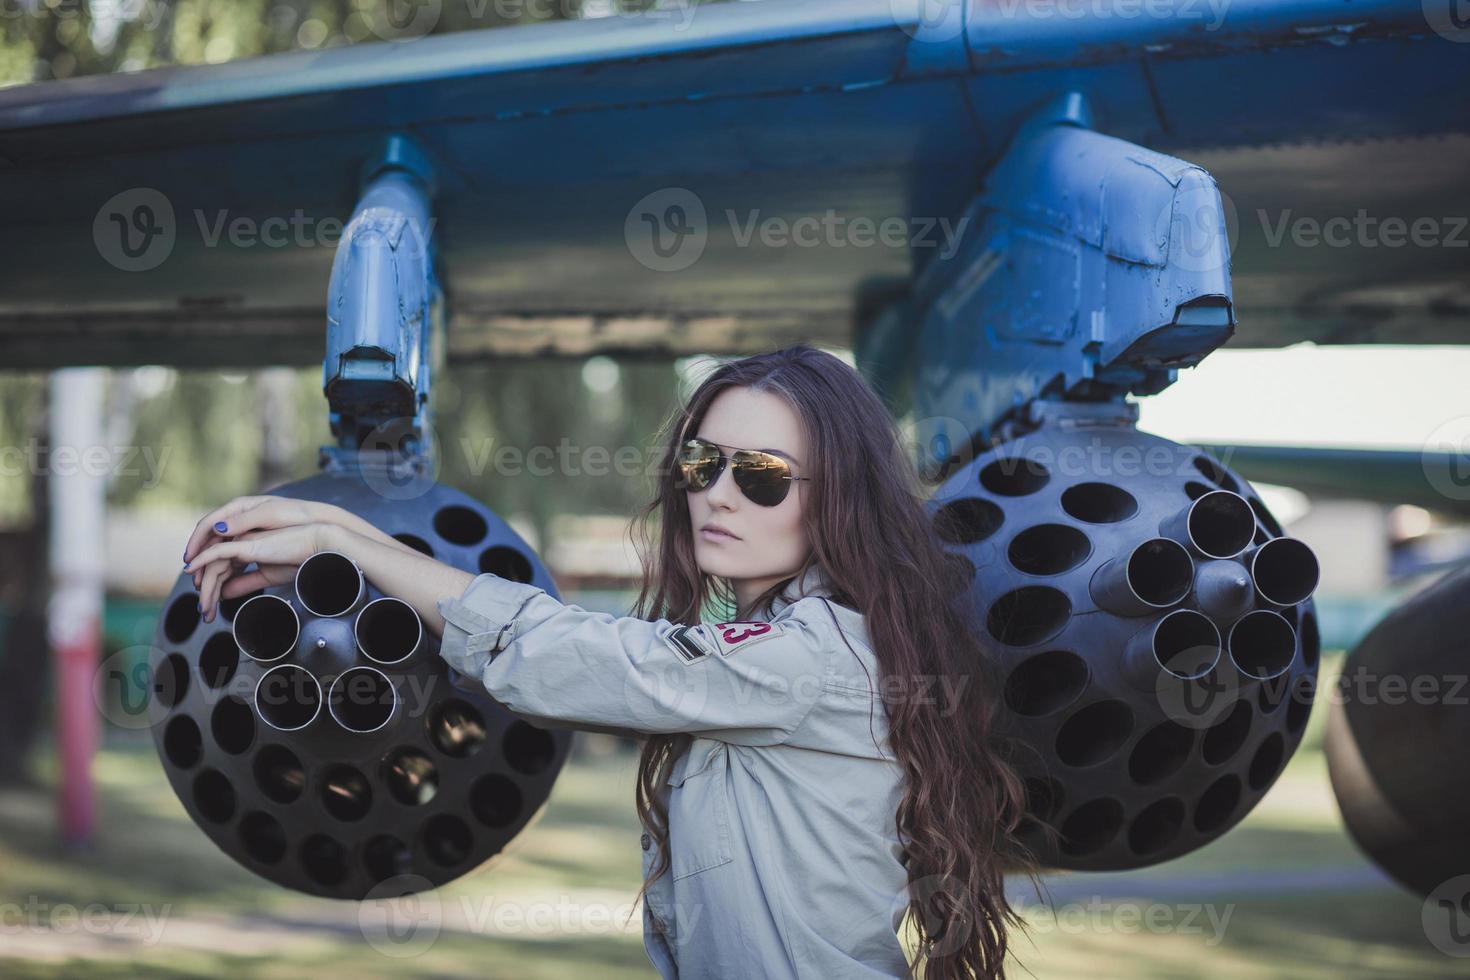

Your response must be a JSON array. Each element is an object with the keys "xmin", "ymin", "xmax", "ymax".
[{"xmin": 711, "ymin": 621, "xmax": 785, "ymax": 656}]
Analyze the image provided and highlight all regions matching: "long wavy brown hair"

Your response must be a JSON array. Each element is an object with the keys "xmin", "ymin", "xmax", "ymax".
[{"xmin": 623, "ymin": 343, "xmax": 1043, "ymax": 978}]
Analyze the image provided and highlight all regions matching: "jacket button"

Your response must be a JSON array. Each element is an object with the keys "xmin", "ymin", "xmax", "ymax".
[{"xmin": 640, "ymin": 832, "xmax": 651, "ymax": 851}]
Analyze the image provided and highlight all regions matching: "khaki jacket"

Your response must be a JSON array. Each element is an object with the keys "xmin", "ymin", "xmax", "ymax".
[{"xmin": 437, "ymin": 564, "xmax": 911, "ymax": 978}]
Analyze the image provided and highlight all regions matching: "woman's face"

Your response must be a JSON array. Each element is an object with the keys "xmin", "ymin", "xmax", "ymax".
[{"xmin": 686, "ymin": 386, "xmax": 811, "ymax": 597}]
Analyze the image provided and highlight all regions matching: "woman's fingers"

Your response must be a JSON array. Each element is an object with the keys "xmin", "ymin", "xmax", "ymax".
[
  {"xmin": 183, "ymin": 495, "xmax": 268, "ymax": 563},
  {"xmin": 188, "ymin": 540, "xmax": 259, "ymax": 575},
  {"xmin": 218, "ymin": 566, "xmax": 281, "ymax": 600},
  {"xmin": 193, "ymin": 551, "xmax": 243, "ymax": 591},
  {"xmin": 184, "ymin": 498, "xmax": 340, "ymax": 568},
  {"xmin": 184, "ymin": 521, "xmax": 332, "ymax": 619},
  {"xmin": 198, "ymin": 559, "xmax": 231, "ymax": 623},
  {"xmin": 186, "ymin": 525, "xmax": 324, "ymax": 580},
  {"xmin": 206, "ymin": 563, "xmax": 301, "ymax": 621},
  {"xmin": 200, "ymin": 550, "xmax": 276, "ymax": 621}
]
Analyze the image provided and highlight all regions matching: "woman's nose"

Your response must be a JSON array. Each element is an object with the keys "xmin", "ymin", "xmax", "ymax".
[{"xmin": 704, "ymin": 460, "xmax": 739, "ymax": 507}]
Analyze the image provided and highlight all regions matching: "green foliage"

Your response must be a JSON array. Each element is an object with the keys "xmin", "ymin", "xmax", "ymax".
[
  {"xmin": 0, "ymin": 0, "xmax": 734, "ymax": 86},
  {"xmin": 0, "ymin": 357, "xmax": 684, "ymax": 534}
]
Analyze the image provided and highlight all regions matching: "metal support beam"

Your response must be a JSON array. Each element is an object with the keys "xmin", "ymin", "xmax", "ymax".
[
  {"xmin": 319, "ymin": 135, "xmax": 443, "ymax": 480},
  {"xmin": 906, "ymin": 93, "xmax": 1236, "ymax": 472}
]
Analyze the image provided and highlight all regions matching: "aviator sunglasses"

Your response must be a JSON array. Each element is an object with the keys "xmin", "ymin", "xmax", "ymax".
[{"xmin": 676, "ymin": 437, "xmax": 810, "ymax": 507}]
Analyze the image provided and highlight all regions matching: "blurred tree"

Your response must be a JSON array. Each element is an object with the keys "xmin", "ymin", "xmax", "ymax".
[
  {"xmin": 439, "ymin": 358, "xmax": 682, "ymax": 549},
  {"xmin": 0, "ymin": 0, "xmax": 635, "ymax": 85},
  {"xmin": 0, "ymin": 376, "xmax": 51, "ymax": 786},
  {"xmin": 1, "ymin": 0, "xmax": 732, "ymax": 86}
]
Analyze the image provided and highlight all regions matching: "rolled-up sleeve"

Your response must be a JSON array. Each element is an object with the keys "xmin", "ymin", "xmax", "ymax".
[{"xmin": 435, "ymin": 573, "xmax": 834, "ymax": 745}]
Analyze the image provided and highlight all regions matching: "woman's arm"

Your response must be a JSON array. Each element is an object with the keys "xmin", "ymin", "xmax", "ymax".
[
  {"xmin": 184, "ymin": 505, "xmax": 833, "ymax": 742},
  {"xmin": 433, "ymin": 570, "xmax": 835, "ymax": 743},
  {"xmin": 320, "ymin": 525, "xmax": 834, "ymax": 743},
  {"xmin": 184, "ymin": 497, "xmax": 428, "ymax": 611}
]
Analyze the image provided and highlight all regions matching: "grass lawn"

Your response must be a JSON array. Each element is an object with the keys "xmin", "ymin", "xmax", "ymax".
[{"xmin": 0, "ymin": 650, "xmax": 1462, "ymax": 978}]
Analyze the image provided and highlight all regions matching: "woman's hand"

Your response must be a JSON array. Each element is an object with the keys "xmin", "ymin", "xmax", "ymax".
[
  {"xmin": 183, "ymin": 495, "xmax": 423, "ymax": 593},
  {"xmin": 183, "ymin": 495, "xmax": 379, "ymax": 622},
  {"xmin": 183, "ymin": 496, "xmax": 398, "ymax": 576},
  {"xmin": 185, "ymin": 523, "xmax": 340, "ymax": 623},
  {"xmin": 180, "ymin": 493, "xmax": 476, "ymax": 633}
]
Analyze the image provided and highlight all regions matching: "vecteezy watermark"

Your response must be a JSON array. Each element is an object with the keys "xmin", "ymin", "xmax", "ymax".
[
  {"xmin": 1423, "ymin": 0, "xmax": 1470, "ymax": 43},
  {"xmin": 558, "ymin": 0, "xmax": 701, "ymax": 32},
  {"xmin": 0, "ymin": 897, "xmax": 172, "ymax": 944},
  {"xmin": 726, "ymin": 210, "xmax": 969, "ymax": 257},
  {"xmin": 927, "ymin": 436, "xmax": 1244, "ymax": 496},
  {"xmin": 354, "ymin": 0, "xmax": 706, "ymax": 42},
  {"xmin": 1156, "ymin": 180, "xmax": 1238, "ymax": 276},
  {"xmin": 1154, "ymin": 656, "xmax": 1243, "ymax": 730},
  {"xmin": 456, "ymin": 893, "xmax": 650, "ymax": 937},
  {"xmin": 1305, "ymin": 666, "xmax": 1470, "ymax": 710},
  {"xmin": 894, "ymin": 0, "xmax": 1233, "ymax": 41},
  {"xmin": 1422, "ymin": 415, "xmax": 1470, "ymax": 503},
  {"xmin": 0, "ymin": 437, "xmax": 172, "ymax": 488},
  {"xmin": 94, "ymin": 188, "xmax": 175, "ymax": 272},
  {"xmin": 624, "ymin": 651, "xmax": 973, "ymax": 731},
  {"xmin": 94, "ymin": 648, "xmax": 465, "ymax": 733},
  {"xmin": 1015, "ymin": 894, "xmax": 1235, "ymax": 945},
  {"xmin": 356, "ymin": 882, "xmax": 670, "ymax": 958},
  {"xmin": 889, "ymin": 0, "xmax": 966, "ymax": 43},
  {"xmin": 1256, "ymin": 209, "xmax": 1470, "ymax": 249},
  {"xmin": 359, "ymin": 875, "xmax": 443, "ymax": 958},
  {"xmin": 990, "ymin": 0, "xmax": 1230, "ymax": 29},
  {"xmin": 1153, "ymin": 664, "xmax": 1470, "ymax": 736},
  {"xmin": 621, "ymin": 651, "xmax": 828, "ymax": 730},
  {"xmin": 358, "ymin": 417, "xmax": 445, "ymax": 503},
  {"xmin": 364, "ymin": 0, "xmax": 443, "ymax": 40},
  {"xmin": 624, "ymin": 187, "xmax": 971, "ymax": 272},
  {"xmin": 93, "ymin": 188, "xmax": 440, "ymax": 272},
  {"xmin": 625, "ymin": 188, "xmax": 709, "ymax": 273},
  {"xmin": 1424, "ymin": 874, "xmax": 1470, "ymax": 956}
]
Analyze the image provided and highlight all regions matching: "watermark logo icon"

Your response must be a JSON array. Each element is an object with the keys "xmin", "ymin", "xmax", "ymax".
[
  {"xmin": 367, "ymin": 0, "xmax": 443, "ymax": 40},
  {"xmin": 359, "ymin": 874, "xmax": 443, "ymax": 957},
  {"xmin": 94, "ymin": 188, "xmax": 175, "ymax": 272},
  {"xmin": 93, "ymin": 645, "xmax": 171, "ymax": 732},
  {"xmin": 1423, "ymin": 873, "xmax": 1470, "ymax": 956},
  {"xmin": 1423, "ymin": 0, "xmax": 1470, "ymax": 41},
  {"xmin": 890, "ymin": 0, "xmax": 966, "ymax": 43},
  {"xmin": 359, "ymin": 417, "xmax": 444, "ymax": 502},
  {"xmin": 1155, "ymin": 657, "xmax": 1242, "ymax": 730},
  {"xmin": 1423, "ymin": 415, "xmax": 1470, "ymax": 502},
  {"xmin": 1156, "ymin": 181, "xmax": 1238, "ymax": 276},
  {"xmin": 625, "ymin": 188, "xmax": 707, "ymax": 272}
]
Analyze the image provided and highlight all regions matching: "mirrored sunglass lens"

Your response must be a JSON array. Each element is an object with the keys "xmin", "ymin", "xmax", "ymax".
[
  {"xmin": 677, "ymin": 441, "xmax": 720, "ymax": 489},
  {"xmin": 733, "ymin": 453, "xmax": 790, "ymax": 506}
]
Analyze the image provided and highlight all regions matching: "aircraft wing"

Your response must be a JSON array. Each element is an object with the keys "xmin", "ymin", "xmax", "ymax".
[
  {"xmin": 1204, "ymin": 443, "xmax": 1470, "ymax": 516},
  {"xmin": 0, "ymin": 0, "xmax": 1464, "ymax": 367}
]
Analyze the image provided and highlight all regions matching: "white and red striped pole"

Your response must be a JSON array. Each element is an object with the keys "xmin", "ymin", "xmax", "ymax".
[{"xmin": 47, "ymin": 368, "xmax": 106, "ymax": 848}]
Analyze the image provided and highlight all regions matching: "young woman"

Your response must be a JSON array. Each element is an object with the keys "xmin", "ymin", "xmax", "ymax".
[{"xmin": 182, "ymin": 344, "xmax": 1042, "ymax": 978}]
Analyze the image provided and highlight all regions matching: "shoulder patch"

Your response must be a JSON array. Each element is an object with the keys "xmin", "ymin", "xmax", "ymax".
[
  {"xmin": 710, "ymin": 621, "xmax": 788, "ymax": 656},
  {"xmin": 660, "ymin": 624, "xmax": 719, "ymax": 665}
]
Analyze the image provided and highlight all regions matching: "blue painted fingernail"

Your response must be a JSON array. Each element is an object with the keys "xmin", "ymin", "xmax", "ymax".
[
  {"xmin": 196, "ymin": 603, "xmax": 202, "ymax": 612},
  {"xmin": 214, "ymin": 521, "xmax": 228, "ymax": 533}
]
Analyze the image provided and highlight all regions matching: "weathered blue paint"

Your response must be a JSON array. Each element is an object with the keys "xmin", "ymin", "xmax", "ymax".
[
  {"xmin": 321, "ymin": 136, "xmax": 440, "ymax": 463},
  {"xmin": 910, "ymin": 93, "xmax": 1236, "ymax": 451},
  {"xmin": 0, "ymin": 0, "xmax": 1462, "ymax": 370}
]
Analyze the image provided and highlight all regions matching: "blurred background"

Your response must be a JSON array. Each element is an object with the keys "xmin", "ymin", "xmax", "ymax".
[
  {"xmin": 2, "ymin": 2, "xmax": 1468, "ymax": 978},
  {"xmin": 4, "ymin": 346, "xmax": 1468, "ymax": 978}
]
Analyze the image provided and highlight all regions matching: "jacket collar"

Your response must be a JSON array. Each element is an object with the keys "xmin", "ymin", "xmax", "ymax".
[{"xmin": 753, "ymin": 563, "xmax": 835, "ymax": 622}]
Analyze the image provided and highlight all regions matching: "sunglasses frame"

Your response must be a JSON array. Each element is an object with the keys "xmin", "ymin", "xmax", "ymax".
[{"xmin": 676, "ymin": 436, "xmax": 810, "ymax": 507}]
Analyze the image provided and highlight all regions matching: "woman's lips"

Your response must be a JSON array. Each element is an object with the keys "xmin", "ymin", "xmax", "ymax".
[{"xmin": 700, "ymin": 527, "xmax": 739, "ymax": 542}]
